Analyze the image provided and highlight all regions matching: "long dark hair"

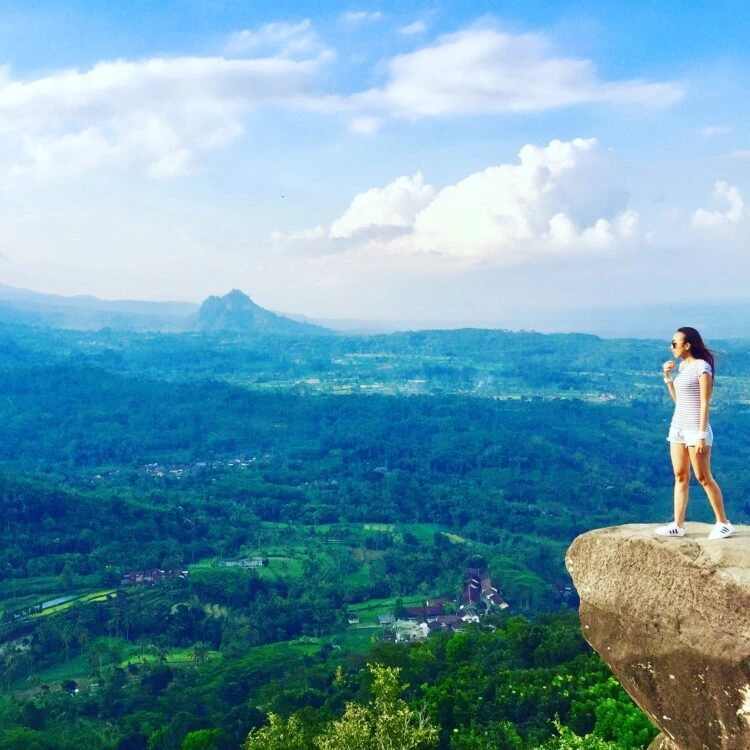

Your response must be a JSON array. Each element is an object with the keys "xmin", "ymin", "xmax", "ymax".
[{"xmin": 678, "ymin": 326, "xmax": 715, "ymax": 374}]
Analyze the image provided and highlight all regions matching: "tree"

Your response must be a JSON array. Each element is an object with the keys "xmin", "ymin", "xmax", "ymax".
[
  {"xmin": 315, "ymin": 664, "xmax": 438, "ymax": 750},
  {"xmin": 449, "ymin": 721, "xmax": 523, "ymax": 749},
  {"xmin": 58, "ymin": 564, "xmax": 74, "ymax": 591},
  {"xmin": 243, "ymin": 713, "xmax": 310, "ymax": 750},
  {"xmin": 244, "ymin": 664, "xmax": 438, "ymax": 750},
  {"xmin": 393, "ymin": 597, "xmax": 406, "ymax": 619},
  {"xmin": 182, "ymin": 729, "xmax": 224, "ymax": 750},
  {"xmin": 1, "ymin": 645, "xmax": 23, "ymax": 690},
  {"xmin": 189, "ymin": 642, "xmax": 210, "ymax": 666},
  {"xmin": 538, "ymin": 719, "xmax": 620, "ymax": 749},
  {"xmin": 0, "ymin": 727, "xmax": 54, "ymax": 750}
]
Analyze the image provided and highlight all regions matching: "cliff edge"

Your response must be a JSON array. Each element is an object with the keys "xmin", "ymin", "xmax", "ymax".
[{"xmin": 566, "ymin": 523, "xmax": 750, "ymax": 750}]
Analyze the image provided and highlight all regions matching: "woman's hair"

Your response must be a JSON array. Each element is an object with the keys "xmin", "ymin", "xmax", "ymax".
[{"xmin": 678, "ymin": 326, "xmax": 715, "ymax": 374}]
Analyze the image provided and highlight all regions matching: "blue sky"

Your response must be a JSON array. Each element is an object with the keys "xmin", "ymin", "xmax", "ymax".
[{"xmin": 0, "ymin": 0, "xmax": 748, "ymax": 325}]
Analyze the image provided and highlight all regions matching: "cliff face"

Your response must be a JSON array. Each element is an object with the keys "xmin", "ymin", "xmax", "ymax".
[{"xmin": 566, "ymin": 523, "xmax": 750, "ymax": 750}]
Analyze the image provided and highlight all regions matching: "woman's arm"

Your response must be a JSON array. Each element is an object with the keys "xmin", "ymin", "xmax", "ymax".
[
  {"xmin": 696, "ymin": 372, "xmax": 712, "ymax": 453},
  {"xmin": 698, "ymin": 372, "xmax": 712, "ymax": 433},
  {"xmin": 663, "ymin": 360, "xmax": 677, "ymax": 404},
  {"xmin": 665, "ymin": 379, "xmax": 676, "ymax": 403}
]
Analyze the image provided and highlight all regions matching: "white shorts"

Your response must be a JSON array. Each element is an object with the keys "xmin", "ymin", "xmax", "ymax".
[{"xmin": 667, "ymin": 425, "xmax": 713, "ymax": 447}]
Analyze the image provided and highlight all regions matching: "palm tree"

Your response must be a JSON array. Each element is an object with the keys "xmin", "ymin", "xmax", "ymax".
[
  {"xmin": 1, "ymin": 645, "xmax": 21, "ymax": 690},
  {"xmin": 189, "ymin": 641, "xmax": 209, "ymax": 666},
  {"xmin": 60, "ymin": 625, "xmax": 74, "ymax": 663}
]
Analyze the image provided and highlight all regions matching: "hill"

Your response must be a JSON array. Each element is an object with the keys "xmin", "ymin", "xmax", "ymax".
[
  {"xmin": 0, "ymin": 283, "xmax": 198, "ymax": 331},
  {"xmin": 194, "ymin": 289, "xmax": 328, "ymax": 334},
  {"xmin": 0, "ymin": 284, "xmax": 328, "ymax": 335}
]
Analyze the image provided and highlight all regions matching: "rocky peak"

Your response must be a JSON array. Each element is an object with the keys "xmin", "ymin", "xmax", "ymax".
[
  {"xmin": 566, "ymin": 523, "xmax": 750, "ymax": 750},
  {"xmin": 196, "ymin": 290, "xmax": 325, "ymax": 334}
]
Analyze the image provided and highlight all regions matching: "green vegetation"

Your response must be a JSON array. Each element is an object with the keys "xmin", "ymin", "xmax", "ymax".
[
  {"xmin": 246, "ymin": 663, "xmax": 439, "ymax": 749},
  {"xmin": 0, "ymin": 321, "xmax": 747, "ymax": 747}
]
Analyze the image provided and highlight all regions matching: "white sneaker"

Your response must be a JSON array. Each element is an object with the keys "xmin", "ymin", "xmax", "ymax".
[
  {"xmin": 655, "ymin": 522, "xmax": 685, "ymax": 537},
  {"xmin": 708, "ymin": 522, "xmax": 734, "ymax": 540}
]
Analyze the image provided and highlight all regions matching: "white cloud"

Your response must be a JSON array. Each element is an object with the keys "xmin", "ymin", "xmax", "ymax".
[
  {"xmin": 354, "ymin": 25, "xmax": 684, "ymax": 116},
  {"xmin": 400, "ymin": 21, "xmax": 427, "ymax": 36},
  {"xmin": 0, "ymin": 52, "xmax": 330, "ymax": 181},
  {"xmin": 330, "ymin": 172, "xmax": 435, "ymax": 238},
  {"xmin": 10, "ymin": 128, "xmax": 122, "ymax": 181},
  {"xmin": 272, "ymin": 225, "xmax": 327, "ymax": 242},
  {"xmin": 0, "ymin": 19, "xmax": 688, "ymax": 185},
  {"xmin": 692, "ymin": 181, "xmax": 744, "ymax": 227},
  {"xmin": 226, "ymin": 20, "xmax": 325, "ymax": 58},
  {"xmin": 277, "ymin": 138, "xmax": 641, "ymax": 264},
  {"xmin": 348, "ymin": 115, "xmax": 383, "ymax": 135},
  {"xmin": 730, "ymin": 149, "xmax": 750, "ymax": 160},
  {"xmin": 146, "ymin": 148, "xmax": 195, "ymax": 179},
  {"xmin": 700, "ymin": 124, "xmax": 732, "ymax": 138},
  {"xmin": 343, "ymin": 11, "xmax": 383, "ymax": 23}
]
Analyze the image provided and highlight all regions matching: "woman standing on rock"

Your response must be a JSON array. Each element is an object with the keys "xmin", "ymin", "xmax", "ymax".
[{"xmin": 656, "ymin": 326, "xmax": 734, "ymax": 540}]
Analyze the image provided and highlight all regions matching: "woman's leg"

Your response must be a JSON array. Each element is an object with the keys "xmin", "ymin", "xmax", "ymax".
[
  {"xmin": 670, "ymin": 442, "xmax": 691, "ymax": 525},
  {"xmin": 688, "ymin": 447, "xmax": 729, "ymax": 523}
]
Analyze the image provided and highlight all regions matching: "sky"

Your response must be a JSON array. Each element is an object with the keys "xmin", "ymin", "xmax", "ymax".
[{"xmin": 0, "ymin": 0, "xmax": 748, "ymax": 326}]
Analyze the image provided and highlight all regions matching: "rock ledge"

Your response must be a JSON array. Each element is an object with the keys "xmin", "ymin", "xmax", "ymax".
[{"xmin": 566, "ymin": 523, "xmax": 750, "ymax": 750}]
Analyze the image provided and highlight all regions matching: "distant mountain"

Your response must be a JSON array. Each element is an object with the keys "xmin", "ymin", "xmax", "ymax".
[
  {"xmin": 0, "ymin": 284, "xmax": 328, "ymax": 335},
  {"xmin": 299, "ymin": 304, "xmax": 750, "ymax": 339},
  {"xmin": 194, "ymin": 290, "xmax": 328, "ymax": 335},
  {"xmin": 0, "ymin": 284, "xmax": 198, "ymax": 316},
  {"xmin": 1, "ymin": 282, "xmax": 749, "ymax": 338},
  {"xmin": 0, "ymin": 284, "xmax": 198, "ymax": 331},
  {"xmin": 545, "ymin": 302, "xmax": 750, "ymax": 340}
]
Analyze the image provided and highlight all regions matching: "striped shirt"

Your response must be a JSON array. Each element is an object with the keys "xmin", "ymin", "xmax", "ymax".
[{"xmin": 671, "ymin": 358, "xmax": 712, "ymax": 431}]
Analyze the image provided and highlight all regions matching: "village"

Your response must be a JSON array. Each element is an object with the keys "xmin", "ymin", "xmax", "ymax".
[{"xmin": 348, "ymin": 565, "xmax": 508, "ymax": 643}]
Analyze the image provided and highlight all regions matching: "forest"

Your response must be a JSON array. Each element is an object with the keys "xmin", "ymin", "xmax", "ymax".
[{"xmin": 1, "ymin": 321, "xmax": 748, "ymax": 749}]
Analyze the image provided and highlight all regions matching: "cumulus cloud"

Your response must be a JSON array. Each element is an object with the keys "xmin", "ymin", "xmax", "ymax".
[
  {"xmin": 330, "ymin": 173, "xmax": 435, "ymax": 238},
  {"xmin": 0, "ymin": 48, "xmax": 331, "ymax": 181},
  {"xmin": 276, "ymin": 138, "xmax": 641, "ymax": 264},
  {"xmin": 692, "ymin": 181, "xmax": 744, "ymax": 228},
  {"xmin": 400, "ymin": 21, "xmax": 427, "ymax": 36},
  {"xmin": 354, "ymin": 25, "xmax": 683, "ymax": 116}
]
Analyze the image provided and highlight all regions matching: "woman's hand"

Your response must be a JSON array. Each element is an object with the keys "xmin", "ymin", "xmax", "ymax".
[
  {"xmin": 663, "ymin": 360, "xmax": 675, "ymax": 377},
  {"xmin": 695, "ymin": 438, "xmax": 707, "ymax": 454}
]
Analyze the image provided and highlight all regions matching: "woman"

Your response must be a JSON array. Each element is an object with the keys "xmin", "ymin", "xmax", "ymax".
[{"xmin": 655, "ymin": 327, "xmax": 734, "ymax": 539}]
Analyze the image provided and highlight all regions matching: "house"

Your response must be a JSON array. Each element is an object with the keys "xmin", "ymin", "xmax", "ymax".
[
  {"xmin": 378, "ymin": 614, "xmax": 396, "ymax": 626},
  {"xmin": 458, "ymin": 605, "xmax": 480, "ymax": 623},
  {"xmin": 347, "ymin": 611, "xmax": 360, "ymax": 624},
  {"xmin": 481, "ymin": 582, "xmax": 508, "ymax": 609},
  {"xmin": 219, "ymin": 557, "xmax": 266, "ymax": 568},
  {"xmin": 395, "ymin": 620, "xmax": 429, "ymax": 642},
  {"xmin": 462, "ymin": 567, "xmax": 508, "ymax": 610},
  {"xmin": 120, "ymin": 568, "xmax": 188, "ymax": 587},
  {"xmin": 403, "ymin": 603, "xmax": 445, "ymax": 621},
  {"xmin": 463, "ymin": 568, "xmax": 483, "ymax": 606},
  {"xmin": 427, "ymin": 615, "xmax": 464, "ymax": 633},
  {"xmin": 425, "ymin": 598, "xmax": 448, "ymax": 608}
]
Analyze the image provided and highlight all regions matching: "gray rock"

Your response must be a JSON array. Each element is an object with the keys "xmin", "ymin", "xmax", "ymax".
[{"xmin": 566, "ymin": 523, "xmax": 750, "ymax": 750}]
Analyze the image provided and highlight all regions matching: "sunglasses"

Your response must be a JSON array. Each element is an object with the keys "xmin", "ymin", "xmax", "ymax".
[{"xmin": 671, "ymin": 341, "xmax": 685, "ymax": 348}]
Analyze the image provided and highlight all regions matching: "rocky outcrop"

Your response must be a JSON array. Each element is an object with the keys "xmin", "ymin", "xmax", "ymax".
[
  {"xmin": 566, "ymin": 523, "xmax": 750, "ymax": 750},
  {"xmin": 196, "ymin": 290, "xmax": 327, "ymax": 335}
]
